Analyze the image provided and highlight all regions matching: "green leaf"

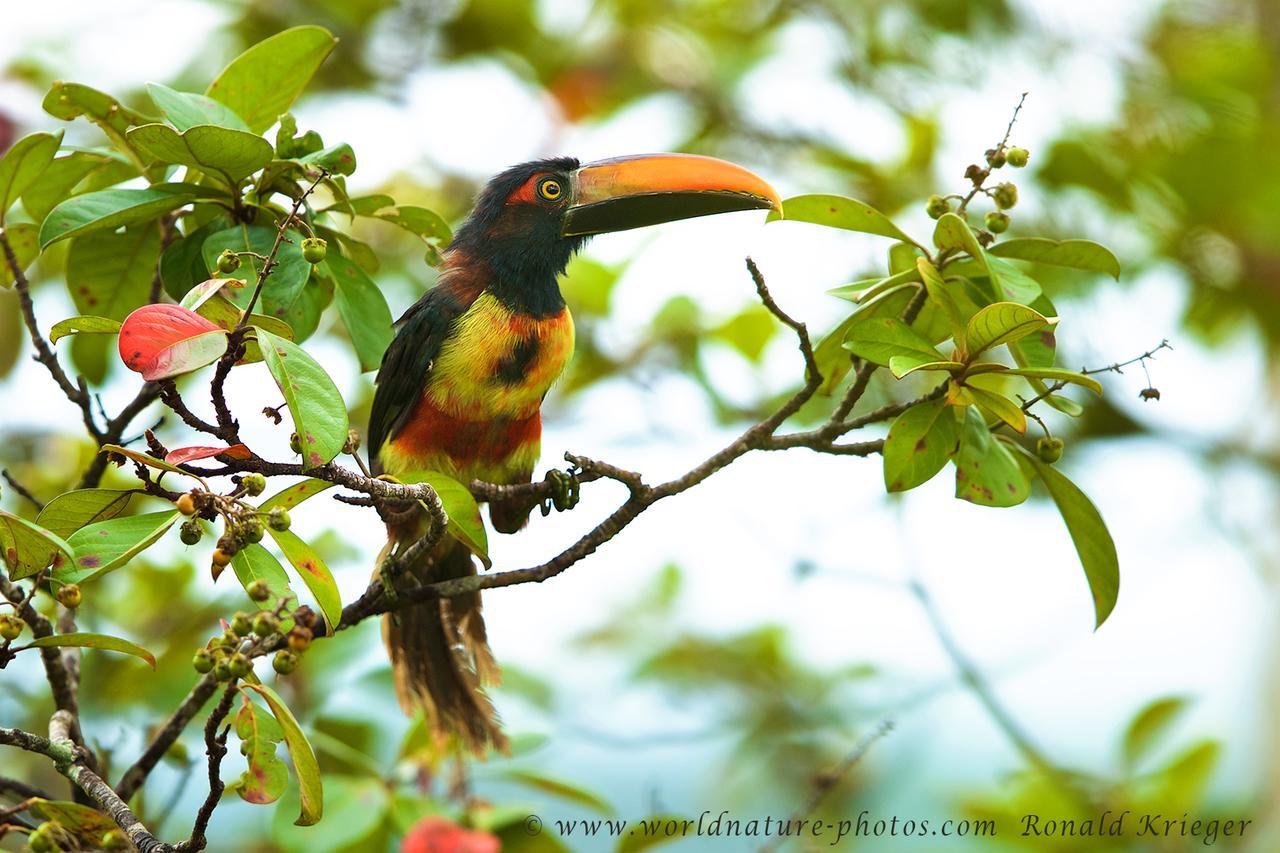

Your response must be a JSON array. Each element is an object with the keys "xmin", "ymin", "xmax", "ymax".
[
  {"xmin": 953, "ymin": 408, "xmax": 1030, "ymax": 508},
  {"xmin": 300, "ymin": 143, "xmax": 357, "ymax": 177},
  {"xmin": 989, "ymin": 237, "xmax": 1121, "ymax": 280},
  {"xmin": 0, "ymin": 223, "xmax": 39, "ymax": 289},
  {"xmin": 231, "ymin": 544, "xmax": 296, "ymax": 613},
  {"xmin": 22, "ymin": 151, "xmax": 137, "ymax": 225},
  {"xmin": 933, "ymin": 211, "xmax": 982, "ymax": 254},
  {"xmin": 916, "ymin": 256, "xmax": 965, "ymax": 339},
  {"xmin": 965, "ymin": 385, "xmax": 1027, "ymax": 433},
  {"xmin": 266, "ymin": 527, "xmax": 342, "ymax": 631},
  {"xmin": 240, "ymin": 682, "xmax": 323, "ymax": 826},
  {"xmin": 371, "ymin": 205, "xmax": 451, "ymax": 244},
  {"xmin": 43, "ymin": 82, "xmax": 158, "ymax": 175},
  {"xmin": 1151, "ymin": 740, "xmax": 1220, "ymax": 813},
  {"xmin": 235, "ymin": 695, "xmax": 290, "ymax": 804},
  {"xmin": 145, "ymin": 82, "xmax": 250, "ymax": 132},
  {"xmin": 256, "ymin": 329, "xmax": 349, "ymax": 468},
  {"xmin": 67, "ymin": 222, "xmax": 163, "ymax": 320},
  {"xmin": 1122, "ymin": 696, "xmax": 1189, "ymax": 770},
  {"xmin": 501, "ymin": 769, "xmax": 614, "ymax": 815},
  {"xmin": 49, "ymin": 315, "xmax": 123, "ymax": 343},
  {"xmin": 983, "ymin": 254, "xmax": 1042, "ymax": 304},
  {"xmin": 0, "ymin": 130, "xmax": 63, "ymax": 223},
  {"xmin": 60, "ymin": 511, "xmax": 181, "ymax": 584},
  {"xmin": 0, "ymin": 511, "xmax": 75, "ymax": 581},
  {"xmin": 128, "ymin": 123, "xmax": 274, "ymax": 185},
  {"xmin": 206, "ymin": 26, "xmax": 338, "ymax": 134},
  {"xmin": 29, "ymin": 800, "xmax": 118, "ymax": 836},
  {"xmin": 1021, "ymin": 452, "xmax": 1120, "ymax": 627},
  {"xmin": 40, "ymin": 185, "xmax": 197, "ymax": 248},
  {"xmin": 36, "ymin": 488, "xmax": 132, "ymax": 538},
  {"xmin": 888, "ymin": 356, "xmax": 964, "ymax": 379},
  {"xmin": 25, "ymin": 632, "xmax": 155, "ymax": 668},
  {"xmin": 963, "ymin": 302, "xmax": 1056, "ymax": 357},
  {"xmin": 883, "ymin": 398, "xmax": 961, "ymax": 492},
  {"xmin": 397, "ymin": 471, "xmax": 490, "ymax": 568},
  {"xmin": 200, "ymin": 225, "xmax": 310, "ymax": 322},
  {"xmin": 770, "ymin": 194, "xmax": 918, "ymax": 244},
  {"xmin": 842, "ymin": 317, "xmax": 945, "ymax": 367},
  {"xmin": 259, "ymin": 479, "xmax": 336, "ymax": 512},
  {"xmin": 826, "ymin": 268, "xmax": 920, "ymax": 303},
  {"xmin": 1002, "ymin": 367, "xmax": 1103, "ymax": 396},
  {"xmin": 326, "ymin": 254, "xmax": 393, "ymax": 372}
]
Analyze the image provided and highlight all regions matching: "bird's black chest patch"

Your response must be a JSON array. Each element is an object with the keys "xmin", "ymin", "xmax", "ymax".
[{"xmin": 495, "ymin": 335, "xmax": 541, "ymax": 384}]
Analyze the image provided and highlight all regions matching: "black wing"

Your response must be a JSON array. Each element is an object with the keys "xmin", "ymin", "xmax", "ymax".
[{"xmin": 367, "ymin": 287, "xmax": 465, "ymax": 473}]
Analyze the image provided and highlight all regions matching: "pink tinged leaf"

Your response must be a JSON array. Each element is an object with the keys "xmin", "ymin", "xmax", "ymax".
[
  {"xmin": 164, "ymin": 444, "xmax": 252, "ymax": 465},
  {"xmin": 117, "ymin": 304, "xmax": 228, "ymax": 380}
]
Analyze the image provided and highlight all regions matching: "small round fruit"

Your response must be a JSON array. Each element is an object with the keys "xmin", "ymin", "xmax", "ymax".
[
  {"xmin": 28, "ymin": 825, "xmax": 53, "ymax": 853},
  {"xmin": 192, "ymin": 648, "xmax": 214, "ymax": 674},
  {"xmin": 55, "ymin": 583, "xmax": 82, "ymax": 609},
  {"xmin": 231, "ymin": 612, "xmax": 253, "ymax": 636},
  {"xmin": 992, "ymin": 182, "xmax": 1018, "ymax": 210},
  {"xmin": 0, "ymin": 614, "xmax": 25, "ymax": 642},
  {"xmin": 176, "ymin": 493, "xmax": 196, "ymax": 515},
  {"xmin": 1139, "ymin": 386, "xmax": 1161, "ymax": 401},
  {"xmin": 288, "ymin": 626, "xmax": 313, "ymax": 651},
  {"xmin": 1006, "ymin": 147, "xmax": 1029, "ymax": 168},
  {"xmin": 252, "ymin": 611, "xmax": 280, "ymax": 637},
  {"xmin": 293, "ymin": 605, "xmax": 317, "ymax": 630},
  {"xmin": 985, "ymin": 211, "xmax": 1010, "ymax": 234},
  {"xmin": 289, "ymin": 432, "xmax": 303, "ymax": 454},
  {"xmin": 242, "ymin": 472, "xmax": 267, "ymax": 497},
  {"xmin": 247, "ymin": 579, "xmax": 271, "ymax": 602},
  {"xmin": 180, "ymin": 519, "xmax": 203, "ymax": 546},
  {"xmin": 273, "ymin": 650, "xmax": 299, "ymax": 675},
  {"xmin": 220, "ymin": 630, "xmax": 240, "ymax": 648},
  {"xmin": 986, "ymin": 147, "xmax": 1007, "ymax": 168},
  {"xmin": 211, "ymin": 548, "xmax": 233, "ymax": 569},
  {"xmin": 268, "ymin": 507, "xmax": 291, "ymax": 532},
  {"xmin": 213, "ymin": 660, "xmax": 233, "ymax": 681},
  {"xmin": 216, "ymin": 249, "xmax": 241, "ymax": 274},
  {"xmin": 925, "ymin": 194, "xmax": 951, "ymax": 220},
  {"xmin": 1037, "ymin": 436, "xmax": 1065, "ymax": 463},
  {"xmin": 228, "ymin": 652, "xmax": 252, "ymax": 678},
  {"xmin": 241, "ymin": 519, "xmax": 265, "ymax": 544},
  {"xmin": 301, "ymin": 237, "xmax": 328, "ymax": 264}
]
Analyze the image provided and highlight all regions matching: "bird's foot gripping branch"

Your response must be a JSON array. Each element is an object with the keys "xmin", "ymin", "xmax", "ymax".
[{"xmin": 0, "ymin": 22, "xmax": 1164, "ymax": 851}]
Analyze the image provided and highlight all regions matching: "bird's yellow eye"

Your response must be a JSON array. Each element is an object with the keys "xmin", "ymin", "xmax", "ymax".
[{"xmin": 537, "ymin": 178, "xmax": 563, "ymax": 201}]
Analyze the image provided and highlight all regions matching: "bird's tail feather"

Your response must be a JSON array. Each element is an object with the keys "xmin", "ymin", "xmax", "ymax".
[{"xmin": 381, "ymin": 535, "xmax": 508, "ymax": 756}]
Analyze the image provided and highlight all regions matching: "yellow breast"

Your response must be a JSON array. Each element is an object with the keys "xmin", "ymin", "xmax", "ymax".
[{"xmin": 427, "ymin": 292, "xmax": 575, "ymax": 420}]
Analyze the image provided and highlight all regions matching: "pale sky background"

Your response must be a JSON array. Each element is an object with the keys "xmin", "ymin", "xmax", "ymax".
[{"xmin": 0, "ymin": 1, "xmax": 1274, "ymax": 850}]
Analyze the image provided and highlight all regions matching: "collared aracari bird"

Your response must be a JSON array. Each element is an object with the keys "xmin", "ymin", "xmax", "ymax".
[{"xmin": 367, "ymin": 153, "xmax": 781, "ymax": 754}]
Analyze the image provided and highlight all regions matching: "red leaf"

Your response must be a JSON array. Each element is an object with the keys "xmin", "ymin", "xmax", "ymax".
[
  {"xmin": 118, "ymin": 304, "xmax": 228, "ymax": 381},
  {"xmin": 402, "ymin": 818, "xmax": 500, "ymax": 853},
  {"xmin": 164, "ymin": 444, "xmax": 252, "ymax": 465}
]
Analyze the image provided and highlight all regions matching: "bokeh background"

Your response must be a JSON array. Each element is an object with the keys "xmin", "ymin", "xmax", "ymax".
[{"xmin": 1, "ymin": 0, "xmax": 1278, "ymax": 850}]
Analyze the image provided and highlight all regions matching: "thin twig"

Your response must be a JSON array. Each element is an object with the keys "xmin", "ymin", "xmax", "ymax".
[
  {"xmin": 176, "ymin": 686, "xmax": 236, "ymax": 852},
  {"xmin": 0, "ymin": 470, "xmax": 44, "ymax": 511}
]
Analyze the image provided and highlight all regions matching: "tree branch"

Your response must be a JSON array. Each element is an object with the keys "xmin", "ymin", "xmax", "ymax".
[{"xmin": 115, "ymin": 675, "xmax": 220, "ymax": 801}]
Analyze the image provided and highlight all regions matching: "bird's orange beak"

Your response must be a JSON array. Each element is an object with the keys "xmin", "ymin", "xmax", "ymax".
[{"xmin": 562, "ymin": 153, "xmax": 782, "ymax": 237}]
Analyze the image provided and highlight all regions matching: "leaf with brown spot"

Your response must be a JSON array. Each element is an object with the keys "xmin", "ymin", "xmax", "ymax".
[
  {"xmin": 883, "ymin": 398, "xmax": 962, "ymax": 493},
  {"xmin": 233, "ymin": 694, "xmax": 289, "ymax": 805},
  {"xmin": 163, "ymin": 444, "xmax": 252, "ymax": 465},
  {"xmin": 952, "ymin": 408, "xmax": 1029, "ymax": 508},
  {"xmin": 0, "ymin": 511, "xmax": 75, "ymax": 580},
  {"xmin": 266, "ymin": 527, "xmax": 341, "ymax": 629}
]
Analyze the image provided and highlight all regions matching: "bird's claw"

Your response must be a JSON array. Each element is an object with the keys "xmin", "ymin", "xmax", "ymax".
[{"xmin": 539, "ymin": 466, "xmax": 581, "ymax": 516}]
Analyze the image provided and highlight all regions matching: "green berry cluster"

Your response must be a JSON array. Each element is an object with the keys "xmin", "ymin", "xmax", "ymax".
[
  {"xmin": 193, "ymin": 592, "xmax": 317, "ymax": 681},
  {"xmin": 175, "ymin": 482, "xmax": 292, "ymax": 580}
]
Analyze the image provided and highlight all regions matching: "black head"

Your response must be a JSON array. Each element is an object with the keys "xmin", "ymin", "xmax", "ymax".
[
  {"xmin": 447, "ymin": 157, "xmax": 585, "ymax": 317},
  {"xmin": 445, "ymin": 153, "xmax": 781, "ymax": 317}
]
